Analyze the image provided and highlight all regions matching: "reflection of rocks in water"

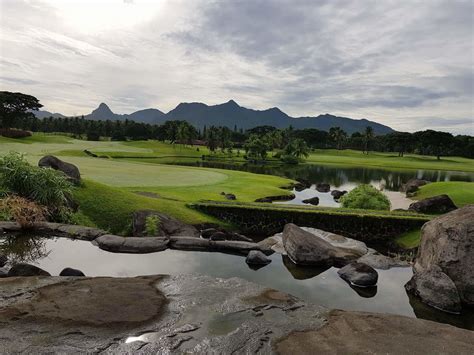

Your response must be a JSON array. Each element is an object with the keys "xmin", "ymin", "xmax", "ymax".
[
  {"xmin": 407, "ymin": 292, "xmax": 474, "ymax": 330},
  {"xmin": 282, "ymin": 255, "xmax": 330, "ymax": 280},
  {"xmin": 348, "ymin": 284, "xmax": 378, "ymax": 298},
  {"xmin": 0, "ymin": 235, "xmax": 50, "ymax": 264}
]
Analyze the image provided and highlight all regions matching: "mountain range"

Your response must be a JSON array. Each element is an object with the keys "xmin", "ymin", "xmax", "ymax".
[{"xmin": 35, "ymin": 100, "xmax": 395, "ymax": 134}]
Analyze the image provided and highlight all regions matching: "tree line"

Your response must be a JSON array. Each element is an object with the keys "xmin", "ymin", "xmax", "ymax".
[{"xmin": 1, "ymin": 91, "xmax": 473, "ymax": 160}]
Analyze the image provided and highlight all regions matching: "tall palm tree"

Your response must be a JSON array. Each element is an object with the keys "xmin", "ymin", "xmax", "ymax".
[
  {"xmin": 364, "ymin": 126, "xmax": 374, "ymax": 154},
  {"xmin": 329, "ymin": 127, "xmax": 347, "ymax": 150}
]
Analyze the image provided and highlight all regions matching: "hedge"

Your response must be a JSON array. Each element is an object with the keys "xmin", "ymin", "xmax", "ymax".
[{"xmin": 190, "ymin": 201, "xmax": 431, "ymax": 242}]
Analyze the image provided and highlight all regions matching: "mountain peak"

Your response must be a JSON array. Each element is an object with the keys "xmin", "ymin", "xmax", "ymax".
[{"xmin": 225, "ymin": 99, "xmax": 239, "ymax": 107}]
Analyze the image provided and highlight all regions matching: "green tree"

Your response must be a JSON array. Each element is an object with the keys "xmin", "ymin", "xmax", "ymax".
[
  {"xmin": 329, "ymin": 127, "xmax": 348, "ymax": 150},
  {"xmin": 0, "ymin": 91, "xmax": 42, "ymax": 129},
  {"xmin": 363, "ymin": 126, "xmax": 374, "ymax": 154},
  {"xmin": 244, "ymin": 134, "xmax": 270, "ymax": 161}
]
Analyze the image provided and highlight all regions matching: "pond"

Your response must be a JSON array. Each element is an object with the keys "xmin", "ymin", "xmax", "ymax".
[
  {"xmin": 1, "ymin": 235, "xmax": 472, "ymax": 330},
  {"xmin": 169, "ymin": 160, "xmax": 474, "ymax": 209}
]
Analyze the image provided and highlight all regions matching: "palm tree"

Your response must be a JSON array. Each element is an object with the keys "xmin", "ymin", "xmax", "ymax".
[
  {"xmin": 329, "ymin": 127, "xmax": 347, "ymax": 150},
  {"xmin": 364, "ymin": 126, "xmax": 374, "ymax": 154}
]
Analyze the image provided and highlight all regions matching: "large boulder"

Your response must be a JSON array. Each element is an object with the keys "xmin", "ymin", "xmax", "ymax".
[
  {"xmin": 8, "ymin": 263, "xmax": 50, "ymax": 277},
  {"xmin": 401, "ymin": 179, "xmax": 429, "ymax": 195},
  {"xmin": 282, "ymin": 224, "xmax": 362, "ymax": 267},
  {"xmin": 337, "ymin": 262, "xmax": 378, "ymax": 287},
  {"xmin": 132, "ymin": 211, "xmax": 199, "ymax": 238},
  {"xmin": 405, "ymin": 266, "xmax": 461, "ymax": 313},
  {"xmin": 408, "ymin": 194, "xmax": 457, "ymax": 214},
  {"xmin": 408, "ymin": 205, "xmax": 474, "ymax": 308},
  {"xmin": 38, "ymin": 155, "xmax": 81, "ymax": 184}
]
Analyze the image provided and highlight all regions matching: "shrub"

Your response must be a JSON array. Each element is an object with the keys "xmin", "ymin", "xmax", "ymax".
[
  {"xmin": 0, "ymin": 195, "xmax": 46, "ymax": 228},
  {"xmin": 0, "ymin": 152, "xmax": 73, "ymax": 221},
  {"xmin": 339, "ymin": 184, "xmax": 391, "ymax": 210},
  {"xmin": 0, "ymin": 128, "xmax": 32, "ymax": 138},
  {"xmin": 280, "ymin": 154, "xmax": 299, "ymax": 164},
  {"xmin": 145, "ymin": 215, "xmax": 161, "ymax": 236}
]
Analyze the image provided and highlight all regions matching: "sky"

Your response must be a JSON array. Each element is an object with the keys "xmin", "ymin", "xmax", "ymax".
[{"xmin": 0, "ymin": 0, "xmax": 473, "ymax": 134}]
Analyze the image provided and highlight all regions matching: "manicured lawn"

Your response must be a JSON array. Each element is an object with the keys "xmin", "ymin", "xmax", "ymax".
[
  {"xmin": 306, "ymin": 149, "xmax": 474, "ymax": 172},
  {"xmin": 412, "ymin": 181, "xmax": 474, "ymax": 207},
  {"xmin": 395, "ymin": 229, "xmax": 421, "ymax": 249}
]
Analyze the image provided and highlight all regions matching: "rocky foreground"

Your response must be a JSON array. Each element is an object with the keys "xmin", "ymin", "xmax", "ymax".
[{"xmin": 0, "ymin": 274, "xmax": 472, "ymax": 354}]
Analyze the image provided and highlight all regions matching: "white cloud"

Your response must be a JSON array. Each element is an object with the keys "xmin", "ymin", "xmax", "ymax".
[{"xmin": 0, "ymin": 0, "xmax": 472, "ymax": 134}]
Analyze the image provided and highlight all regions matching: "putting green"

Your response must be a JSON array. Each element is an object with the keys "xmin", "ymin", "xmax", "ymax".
[{"xmin": 33, "ymin": 156, "xmax": 228, "ymax": 187}]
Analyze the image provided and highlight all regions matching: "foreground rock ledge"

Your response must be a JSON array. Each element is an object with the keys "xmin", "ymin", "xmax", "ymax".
[{"xmin": 0, "ymin": 275, "xmax": 472, "ymax": 354}]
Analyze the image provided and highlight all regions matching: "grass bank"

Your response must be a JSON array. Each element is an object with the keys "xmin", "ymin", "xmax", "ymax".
[{"xmin": 412, "ymin": 181, "xmax": 474, "ymax": 207}]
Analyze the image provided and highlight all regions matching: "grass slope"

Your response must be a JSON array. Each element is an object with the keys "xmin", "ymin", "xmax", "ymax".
[
  {"xmin": 395, "ymin": 229, "xmax": 421, "ymax": 249},
  {"xmin": 73, "ymin": 180, "xmax": 223, "ymax": 234},
  {"xmin": 412, "ymin": 181, "xmax": 474, "ymax": 207}
]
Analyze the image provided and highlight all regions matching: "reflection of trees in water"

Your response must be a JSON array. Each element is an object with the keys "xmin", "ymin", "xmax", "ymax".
[{"xmin": 0, "ymin": 235, "xmax": 50, "ymax": 264}]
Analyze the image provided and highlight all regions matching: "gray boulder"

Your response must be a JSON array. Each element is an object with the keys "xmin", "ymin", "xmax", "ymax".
[
  {"xmin": 410, "ymin": 205, "xmax": 474, "ymax": 307},
  {"xmin": 209, "ymin": 231, "xmax": 227, "ymax": 241},
  {"xmin": 95, "ymin": 235, "xmax": 169, "ymax": 253},
  {"xmin": 338, "ymin": 262, "xmax": 378, "ymax": 287},
  {"xmin": 201, "ymin": 228, "xmax": 219, "ymax": 238},
  {"xmin": 405, "ymin": 266, "xmax": 461, "ymax": 313},
  {"xmin": 60, "ymin": 267, "xmax": 85, "ymax": 276},
  {"xmin": 302, "ymin": 196, "xmax": 319, "ymax": 205},
  {"xmin": 282, "ymin": 224, "xmax": 362, "ymax": 267},
  {"xmin": 38, "ymin": 155, "xmax": 81, "ymax": 184},
  {"xmin": 408, "ymin": 194, "xmax": 457, "ymax": 214},
  {"xmin": 246, "ymin": 250, "xmax": 271, "ymax": 265},
  {"xmin": 8, "ymin": 263, "xmax": 50, "ymax": 277},
  {"xmin": 132, "ymin": 211, "xmax": 199, "ymax": 238},
  {"xmin": 225, "ymin": 193, "xmax": 237, "ymax": 200},
  {"xmin": 331, "ymin": 190, "xmax": 347, "ymax": 200},
  {"xmin": 401, "ymin": 179, "xmax": 429, "ymax": 195},
  {"xmin": 316, "ymin": 183, "xmax": 330, "ymax": 193}
]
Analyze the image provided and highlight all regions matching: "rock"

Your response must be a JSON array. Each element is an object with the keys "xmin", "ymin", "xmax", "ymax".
[
  {"xmin": 225, "ymin": 193, "xmax": 236, "ymax": 200},
  {"xmin": 0, "ymin": 254, "xmax": 7, "ymax": 267},
  {"xmin": 316, "ymin": 183, "xmax": 330, "ymax": 193},
  {"xmin": 209, "ymin": 231, "xmax": 227, "ymax": 241},
  {"xmin": 95, "ymin": 235, "xmax": 169, "ymax": 253},
  {"xmin": 246, "ymin": 250, "xmax": 271, "ymax": 265},
  {"xmin": 357, "ymin": 250, "xmax": 409, "ymax": 270},
  {"xmin": 132, "ymin": 211, "xmax": 199, "ymax": 238},
  {"xmin": 38, "ymin": 155, "xmax": 81, "ymax": 184},
  {"xmin": 201, "ymin": 228, "xmax": 219, "ymax": 238},
  {"xmin": 330, "ymin": 190, "xmax": 347, "ymax": 200},
  {"xmin": 59, "ymin": 267, "xmax": 85, "ymax": 277},
  {"xmin": 302, "ymin": 196, "xmax": 319, "ymax": 205},
  {"xmin": 282, "ymin": 224, "xmax": 361, "ymax": 267},
  {"xmin": 169, "ymin": 237, "xmax": 211, "ymax": 251},
  {"xmin": 255, "ymin": 197, "xmax": 273, "ymax": 203},
  {"xmin": 274, "ymin": 309, "xmax": 474, "ymax": 355},
  {"xmin": 228, "ymin": 232, "xmax": 253, "ymax": 243},
  {"xmin": 8, "ymin": 263, "xmax": 51, "ymax": 277},
  {"xmin": 401, "ymin": 178, "xmax": 429, "ymax": 195},
  {"xmin": 405, "ymin": 266, "xmax": 461, "ymax": 313},
  {"xmin": 0, "ymin": 275, "xmax": 472, "ymax": 353},
  {"xmin": 410, "ymin": 205, "xmax": 474, "ymax": 307},
  {"xmin": 220, "ymin": 192, "xmax": 226, "ymax": 195},
  {"xmin": 337, "ymin": 262, "xmax": 378, "ymax": 287},
  {"xmin": 408, "ymin": 194, "xmax": 457, "ymax": 214}
]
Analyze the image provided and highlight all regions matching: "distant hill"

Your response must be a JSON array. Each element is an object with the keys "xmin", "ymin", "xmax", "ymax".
[
  {"xmin": 85, "ymin": 103, "xmax": 165, "ymax": 124},
  {"xmin": 165, "ymin": 100, "xmax": 394, "ymax": 134},
  {"xmin": 33, "ymin": 110, "xmax": 66, "ymax": 119},
  {"xmin": 34, "ymin": 100, "xmax": 394, "ymax": 134}
]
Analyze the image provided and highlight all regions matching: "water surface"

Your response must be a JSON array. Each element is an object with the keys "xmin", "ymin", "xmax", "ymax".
[{"xmin": 1, "ymin": 236, "xmax": 472, "ymax": 330}]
